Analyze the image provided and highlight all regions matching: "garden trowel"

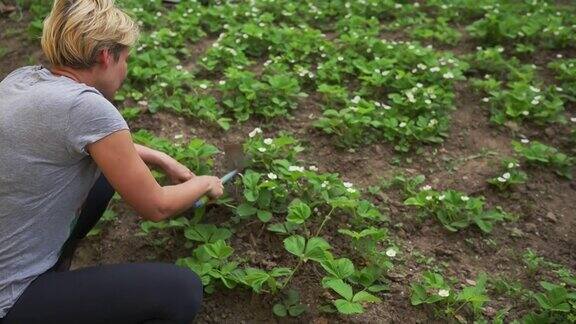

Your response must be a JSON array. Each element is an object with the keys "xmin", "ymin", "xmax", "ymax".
[{"xmin": 193, "ymin": 143, "xmax": 248, "ymax": 208}]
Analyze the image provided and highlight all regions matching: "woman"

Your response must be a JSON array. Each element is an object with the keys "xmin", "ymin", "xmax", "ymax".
[{"xmin": 0, "ymin": 0, "xmax": 222, "ymax": 323}]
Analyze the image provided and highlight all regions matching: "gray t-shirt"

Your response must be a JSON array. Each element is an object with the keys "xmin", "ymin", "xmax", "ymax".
[{"xmin": 0, "ymin": 66, "xmax": 129, "ymax": 318}]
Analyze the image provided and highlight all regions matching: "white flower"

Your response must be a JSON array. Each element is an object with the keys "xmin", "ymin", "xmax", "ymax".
[
  {"xmin": 531, "ymin": 99, "xmax": 539, "ymax": 105},
  {"xmin": 337, "ymin": 56, "xmax": 344, "ymax": 61},
  {"xmin": 529, "ymin": 86, "xmax": 541, "ymax": 93},
  {"xmin": 438, "ymin": 195, "xmax": 445, "ymax": 201},
  {"xmin": 442, "ymin": 72, "xmax": 454, "ymax": 79},
  {"xmin": 522, "ymin": 110, "xmax": 530, "ymax": 116},
  {"xmin": 174, "ymin": 134, "xmax": 183, "ymax": 140},
  {"xmin": 351, "ymin": 95, "xmax": 361, "ymax": 104},
  {"xmin": 497, "ymin": 177, "xmax": 506, "ymax": 182},
  {"xmin": 482, "ymin": 97, "xmax": 490, "ymax": 103},
  {"xmin": 399, "ymin": 122, "xmax": 407, "ymax": 128},
  {"xmin": 429, "ymin": 67, "xmax": 441, "ymax": 73},
  {"xmin": 425, "ymin": 195, "xmax": 432, "ymax": 201},
  {"xmin": 347, "ymin": 188, "xmax": 357, "ymax": 194},
  {"xmin": 258, "ymin": 147, "xmax": 267, "ymax": 153},
  {"xmin": 309, "ymin": 165, "xmax": 319, "ymax": 172},
  {"xmin": 461, "ymin": 196, "xmax": 469, "ymax": 202},
  {"xmin": 406, "ymin": 92, "xmax": 416, "ymax": 103},
  {"xmin": 556, "ymin": 87, "xmax": 563, "ymax": 92},
  {"xmin": 438, "ymin": 289, "xmax": 450, "ymax": 297},
  {"xmin": 503, "ymin": 172, "xmax": 511, "ymax": 179},
  {"xmin": 219, "ymin": 80, "xmax": 226, "ymax": 85},
  {"xmin": 570, "ymin": 117, "xmax": 576, "ymax": 123},
  {"xmin": 557, "ymin": 54, "xmax": 563, "ymax": 58},
  {"xmin": 289, "ymin": 166, "xmax": 304, "ymax": 172},
  {"xmin": 422, "ymin": 185, "xmax": 432, "ymax": 191},
  {"xmin": 176, "ymin": 65, "xmax": 183, "ymax": 70},
  {"xmin": 248, "ymin": 127, "xmax": 262, "ymax": 138},
  {"xmin": 425, "ymin": 99, "xmax": 432, "ymax": 105},
  {"xmin": 507, "ymin": 162, "xmax": 515, "ymax": 169},
  {"xmin": 343, "ymin": 182, "xmax": 354, "ymax": 188},
  {"xmin": 267, "ymin": 173, "xmax": 277, "ymax": 180},
  {"xmin": 321, "ymin": 181, "xmax": 330, "ymax": 188},
  {"xmin": 199, "ymin": 84, "xmax": 208, "ymax": 89},
  {"xmin": 521, "ymin": 138, "xmax": 530, "ymax": 144},
  {"xmin": 385, "ymin": 248, "xmax": 397, "ymax": 257},
  {"xmin": 159, "ymin": 82, "xmax": 168, "ymax": 88},
  {"xmin": 263, "ymin": 138, "xmax": 273, "ymax": 145}
]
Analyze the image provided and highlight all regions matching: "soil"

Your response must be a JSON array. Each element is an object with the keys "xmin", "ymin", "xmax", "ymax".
[{"xmin": 1, "ymin": 5, "xmax": 575, "ymax": 324}]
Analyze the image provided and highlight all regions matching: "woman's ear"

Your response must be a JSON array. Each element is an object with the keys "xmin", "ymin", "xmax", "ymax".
[{"xmin": 97, "ymin": 48, "xmax": 113, "ymax": 69}]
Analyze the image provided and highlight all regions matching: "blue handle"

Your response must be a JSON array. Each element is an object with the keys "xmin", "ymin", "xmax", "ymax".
[
  {"xmin": 193, "ymin": 169, "xmax": 239, "ymax": 208},
  {"xmin": 220, "ymin": 169, "xmax": 239, "ymax": 184}
]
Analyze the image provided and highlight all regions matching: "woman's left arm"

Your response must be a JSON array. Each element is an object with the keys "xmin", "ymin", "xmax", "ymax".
[{"xmin": 134, "ymin": 144, "xmax": 195, "ymax": 184}]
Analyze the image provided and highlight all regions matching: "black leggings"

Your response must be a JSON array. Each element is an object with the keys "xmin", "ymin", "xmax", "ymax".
[{"xmin": 1, "ymin": 175, "xmax": 203, "ymax": 324}]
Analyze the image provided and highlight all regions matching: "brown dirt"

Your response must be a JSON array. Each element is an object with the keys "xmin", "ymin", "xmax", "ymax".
[{"xmin": 2, "ymin": 5, "xmax": 575, "ymax": 324}]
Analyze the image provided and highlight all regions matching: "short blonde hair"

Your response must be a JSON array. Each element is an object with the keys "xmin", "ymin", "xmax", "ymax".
[{"xmin": 41, "ymin": 0, "xmax": 139, "ymax": 69}]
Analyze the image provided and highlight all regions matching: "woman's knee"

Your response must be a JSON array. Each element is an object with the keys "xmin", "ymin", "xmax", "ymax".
[{"xmin": 155, "ymin": 264, "xmax": 203, "ymax": 321}]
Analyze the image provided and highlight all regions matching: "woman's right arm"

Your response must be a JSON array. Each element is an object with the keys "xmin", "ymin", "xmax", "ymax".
[{"xmin": 87, "ymin": 129, "xmax": 223, "ymax": 222}]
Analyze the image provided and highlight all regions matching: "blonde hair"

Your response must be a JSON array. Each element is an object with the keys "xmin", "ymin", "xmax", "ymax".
[{"xmin": 41, "ymin": 0, "xmax": 139, "ymax": 69}]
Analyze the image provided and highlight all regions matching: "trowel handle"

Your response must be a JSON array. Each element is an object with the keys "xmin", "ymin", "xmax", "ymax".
[
  {"xmin": 193, "ymin": 169, "xmax": 240, "ymax": 208},
  {"xmin": 220, "ymin": 169, "xmax": 239, "ymax": 184}
]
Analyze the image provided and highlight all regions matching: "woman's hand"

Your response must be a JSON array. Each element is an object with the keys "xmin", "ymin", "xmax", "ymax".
[
  {"xmin": 203, "ymin": 176, "xmax": 224, "ymax": 199},
  {"xmin": 133, "ymin": 144, "xmax": 195, "ymax": 184},
  {"xmin": 161, "ymin": 155, "xmax": 196, "ymax": 184}
]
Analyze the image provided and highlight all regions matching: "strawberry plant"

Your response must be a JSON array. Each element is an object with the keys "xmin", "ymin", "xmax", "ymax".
[
  {"xmin": 404, "ymin": 187, "xmax": 510, "ymax": 233},
  {"xmin": 408, "ymin": 16, "xmax": 462, "ymax": 45},
  {"xmin": 548, "ymin": 58, "xmax": 576, "ymax": 102},
  {"xmin": 467, "ymin": 2, "xmax": 576, "ymax": 50},
  {"xmin": 522, "ymin": 282, "xmax": 576, "ymax": 323},
  {"xmin": 481, "ymin": 81, "xmax": 565, "ymax": 125},
  {"xmin": 512, "ymin": 140, "xmax": 574, "ymax": 179},
  {"xmin": 487, "ymin": 158, "xmax": 528, "ymax": 190},
  {"xmin": 132, "ymin": 130, "xmax": 219, "ymax": 176},
  {"xmin": 411, "ymin": 271, "xmax": 490, "ymax": 320},
  {"xmin": 272, "ymin": 289, "xmax": 307, "ymax": 317},
  {"xmin": 219, "ymin": 68, "xmax": 307, "ymax": 121},
  {"xmin": 323, "ymin": 279, "xmax": 381, "ymax": 315},
  {"xmin": 315, "ymin": 39, "xmax": 468, "ymax": 151}
]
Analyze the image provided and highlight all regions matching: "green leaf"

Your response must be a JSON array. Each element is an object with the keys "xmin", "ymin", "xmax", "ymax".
[
  {"xmin": 284, "ymin": 235, "xmax": 306, "ymax": 258},
  {"xmin": 404, "ymin": 197, "xmax": 425, "ymax": 206},
  {"xmin": 237, "ymin": 203, "xmax": 258, "ymax": 218},
  {"xmin": 334, "ymin": 299, "xmax": 364, "ymax": 314},
  {"xmin": 257, "ymin": 210, "xmax": 273, "ymax": 222},
  {"xmin": 304, "ymin": 237, "xmax": 331, "ymax": 262},
  {"xmin": 284, "ymin": 235, "xmax": 330, "ymax": 262},
  {"xmin": 244, "ymin": 268, "xmax": 270, "ymax": 293},
  {"xmin": 273, "ymin": 304, "xmax": 287, "ymax": 317},
  {"xmin": 352, "ymin": 291, "xmax": 381, "ymax": 303},
  {"xmin": 325, "ymin": 279, "xmax": 353, "ymax": 300},
  {"xmin": 288, "ymin": 304, "xmax": 306, "ymax": 316},
  {"xmin": 285, "ymin": 289, "xmax": 300, "ymax": 305},
  {"xmin": 184, "ymin": 224, "xmax": 232, "ymax": 243},
  {"xmin": 270, "ymin": 267, "xmax": 292, "ymax": 277},
  {"xmin": 203, "ymin": 240, "xmax": 233, "ymax": 259},
  {"xmin": 321, "ymin": 257, "xmax": 355, "ymax": 280},
  {"xmin": 286, "ymin": 199, "xmax": 312, "ymax": 224}
]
